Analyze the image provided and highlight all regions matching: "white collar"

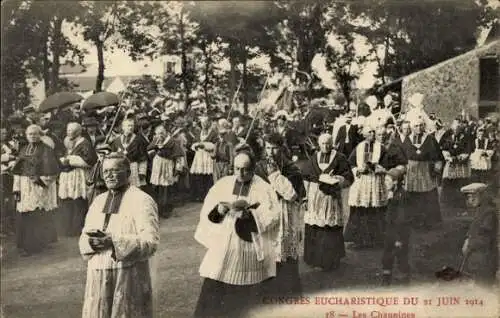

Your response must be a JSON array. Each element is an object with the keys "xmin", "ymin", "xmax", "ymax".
[
  {"xmin": 475, "ymin": 138, "xmax": 488, "ymax": 149},
  {"xmin": 317, "ymin": 150, "xmax": 336, "ymax": 170},
  {"xmin": 409, "ymin": 132, "xmax": 427, "ymax": 147},
  {"xmin": 356, "ymin": 141, "xmax": 382, "ymax": 168}
]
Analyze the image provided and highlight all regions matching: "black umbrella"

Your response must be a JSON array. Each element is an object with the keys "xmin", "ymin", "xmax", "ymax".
[
  {"xmin": 38, "ymin": 92, "xmax": 83, "ymax": 113},
  {"xmin": 82, "ymin": 92, "xmax": 119, "ymax": 110}
]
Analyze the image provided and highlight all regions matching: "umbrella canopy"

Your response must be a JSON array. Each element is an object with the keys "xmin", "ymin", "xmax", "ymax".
[
  {"xmin": 38, "ymin": 92, "xmax": 83, "ymax": 113},
  {"xmin": 82, "ymin": 92, "xmax": 119, "ymax": 110}
]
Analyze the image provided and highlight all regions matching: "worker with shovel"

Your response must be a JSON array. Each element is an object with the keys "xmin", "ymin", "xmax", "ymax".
[{"xmin": 460, "ymin": 183, "xmax": 498, "ymax": 287}]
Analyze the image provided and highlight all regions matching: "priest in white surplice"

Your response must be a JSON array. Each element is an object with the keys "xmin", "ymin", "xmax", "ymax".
[
  {"xmin": 58, "ymin": 123, "xmax": 97, "ymax": 237},
  {"xmin": 194, "ymin": 145, "xmax": 280, "ymax": 318},
  {"xmin": 79, "ymin": 153, "xmax": 159, "ymax": 318}
]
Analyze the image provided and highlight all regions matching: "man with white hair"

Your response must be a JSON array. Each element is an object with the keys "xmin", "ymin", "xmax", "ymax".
[
  {"xmin": 212, "ymin": 119, "xmax": 235, "ymax": 182},
  {"xmin": 11, "ymin": 124, "xmax": 61, "ymax": 255},
  {"xmin": 110, "ymin": 118, "xmax": 149, "ymax": 189},
  {"xmin": 440, "ymin": 118, "xmax": 473, "ymax": 212},
  {"xmin": 194, "ymin": 145, "xmax": 280, "ymax": 317},
  {"xmin": 302, "ymin": 133, "xmax": 353, "ymax": 268},
  {"xmin": 401, "ymin": 116, "xmax": 443, "ymax": 229},
  {"xmin": 58, "ymin": 122, "xmax": 98, "ymax": 236},
  {"xmin": 148, "ymin": 124, "xmax": 185, "ymax": 218},
  {"xmin": 190, "ymin": 115, "xmax": 218, "ymax": 201}
]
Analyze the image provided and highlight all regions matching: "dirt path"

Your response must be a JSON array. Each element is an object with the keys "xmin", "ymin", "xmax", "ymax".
[{"xmin": 1, "ymin": 202, "xmax": 472, "ymax": 318}]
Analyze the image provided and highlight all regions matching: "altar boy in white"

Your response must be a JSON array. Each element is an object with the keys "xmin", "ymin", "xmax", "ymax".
[{"xmin": 193, "ymin": 145, "xmax": 280, "ymax": 318}]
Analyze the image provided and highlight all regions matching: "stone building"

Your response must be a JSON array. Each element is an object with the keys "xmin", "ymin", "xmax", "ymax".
[
  {"xmin": 380, "ymin": 24, "xmax": 499, "ymax": 125},
  {"xmin": 401, "ymin": 39, "xmax": 499, "ymax": 124}
]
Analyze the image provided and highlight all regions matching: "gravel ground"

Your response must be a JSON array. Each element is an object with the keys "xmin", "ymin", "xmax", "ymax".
[{"xmin": 0, "ymin": 201, "xmax": 480, "ymax": 318}]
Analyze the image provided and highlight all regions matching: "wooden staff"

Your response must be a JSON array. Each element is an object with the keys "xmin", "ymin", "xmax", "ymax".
[
  {"xmin": 87, "ymin": 80, "xmax": 133, "ymax": 203},
  {"xmin": 356, "ymin": 94, "xmax": 360, "ymax": 118},
  {"xmin": 227, "ymin": 78, "xmax": 243, "ymax": 120},
  {"xmin": 244, "ymin": 72, "xmax": 271, "ymax": 142},
  {"xmin": 103, "ymin": 79, "xmax": 134, "ymax": 144}
]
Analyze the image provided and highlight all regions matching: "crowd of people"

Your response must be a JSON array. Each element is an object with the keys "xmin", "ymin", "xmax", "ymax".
[{"xmin": 1, "ymin": 91, "xmax": 499, "ymax": 317}]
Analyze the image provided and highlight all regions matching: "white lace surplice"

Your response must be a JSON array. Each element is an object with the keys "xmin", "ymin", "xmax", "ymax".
[
  {"xmin": 58, "ymin": 169, "xmax": 88, "ymax": 199},
  {"xmin": 348, "ymin": 141, "xmax": 388, "ymax": 208},
  {"xmin": 190, "ymin": 130, "xmax": 215, "ymax": 175},
  {"xmin": 79, "ymin": 186, "xmax": 159, "ymax": 318},
  {"xmin": 150, "ymin": 156, "xmax": 178, "ymax": 186},
  {"xmin": 13, "ymin": 175, "xmax": 58, "ymax": 212},
  {"xmin": 305, "ymin": 152, "xmax": 344, "ymax": 227},
  {"xmin": 267, "ymin": 171, "xmax": 304, "ymax": 261},
  {"xmin": 470, "ymin": 139, "xmax": 494, "ymax": 171},
  {"xmin": 194, "ymin": 175, "xmax": 280, "ymax": 285}
]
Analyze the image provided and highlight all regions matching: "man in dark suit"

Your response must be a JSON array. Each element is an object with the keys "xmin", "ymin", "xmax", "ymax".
[
  {"xmin": 334, "ymin": 113, "xmax": 359, "ymax": 157},
  {"xmin": 460, "ymin": 183, "xmax": 498, "ymax": 286}
]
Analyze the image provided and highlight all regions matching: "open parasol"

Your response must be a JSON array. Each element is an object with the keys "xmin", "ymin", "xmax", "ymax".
[
  {"xmin": 38, "ymin": 92, "xmax": 83, "ymax": 113},
  {"xmin": 82, "ymin": 92, "xmax": 120, "ymax": 110}
]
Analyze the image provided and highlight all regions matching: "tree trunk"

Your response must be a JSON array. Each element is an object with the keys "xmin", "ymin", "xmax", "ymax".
[
  {"xmin": 242, "ymin": 48, "xmax": 248, "ymax": 114},
  {"xmin": 202, "ymin": 41, "xmax": 210, "ymax": 108},
  {"xmin": 296, "ymin": 36, "xmax": 313, "ymax": 102},
  {"xmin": 42, "ymin": 24, "xmax": 51, "ymax": 96},
  {"xmin": 228, "ymin": 41, "xmax": 237, "ymax": 109},
  {"xmin": 49, "ymin": 17, "xmax": 63, "ymax": 94},
  {"xmin": 95, "ymin": 39, "xmax": 105, "ymax": 92},
  {"xmin": 179, "ymin": 10, "xmax": 190, "ymax": 111}
]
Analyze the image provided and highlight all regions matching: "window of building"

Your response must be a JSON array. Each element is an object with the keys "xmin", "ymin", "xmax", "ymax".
[
  {"xmin": 479, "ymin": 56, "xmax": 499, "ymax": 103},
  {"xmin": 478, "ymin": 56, "xmax": 499, "ymax": 118}
]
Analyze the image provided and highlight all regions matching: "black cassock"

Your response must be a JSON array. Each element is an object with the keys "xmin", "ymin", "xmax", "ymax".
[
  {"xmin": 58, "ymin": 138, "xmax": 98, "ymax": 237},
  {"xmin": 12, "ymin": 141, "xmax": 61, "ymax": 253}
]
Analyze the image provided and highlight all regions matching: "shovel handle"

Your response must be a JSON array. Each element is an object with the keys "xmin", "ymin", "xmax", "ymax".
[{"xmin": 459, "ymin": 252, "xmax": 470, "ymax": 273}]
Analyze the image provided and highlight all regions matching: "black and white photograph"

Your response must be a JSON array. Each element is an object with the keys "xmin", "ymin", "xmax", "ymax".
[{"xmin": 1, "ymin": 1, "xmax": 499, "ymax": 317}]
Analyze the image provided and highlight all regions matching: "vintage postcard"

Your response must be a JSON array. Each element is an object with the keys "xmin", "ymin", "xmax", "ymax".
[{"xmin": 1, "ymin": 1, "xmax": 499, "ymax": 317}]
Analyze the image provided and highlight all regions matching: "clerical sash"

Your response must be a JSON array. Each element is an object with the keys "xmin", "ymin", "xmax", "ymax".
[
  {"xmin": 475, "ymin": 138, "xmax": 488, "ymax": 151},
  {"xmin": 356, "ymin": 141, "xmax": 381, "ymax": 168}
]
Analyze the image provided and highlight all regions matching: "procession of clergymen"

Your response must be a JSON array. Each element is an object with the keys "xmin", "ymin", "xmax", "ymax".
[{"xmin": 1, "ymin": 1, "xmax": 500, "ymax": 318}]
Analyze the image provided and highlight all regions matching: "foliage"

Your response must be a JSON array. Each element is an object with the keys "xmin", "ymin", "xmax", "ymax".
[
  {"xmin": 348, "ymin": 0, "xmax": 497, "ymax": 86},
  {"xmin": 1, "ymin": 0, "xmax": 85, "ymax": 114},
  {"xmin": 3, "ymin": 0, "xmax": 497, "ymax": 117},
  {"xmin": 323, "ymin": 3, "xmax": 370, "ymax": 107},
  {"xmin": 121, "ymin": 75, "xmax": 162, "ymax": 108},
  {"xmin": 76, "ymin": 1, "xmax": 161, "ymax": 92}
]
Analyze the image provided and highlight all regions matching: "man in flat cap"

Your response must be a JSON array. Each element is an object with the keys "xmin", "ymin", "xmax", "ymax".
[{"xmin": 460, "ymin": 183, "xmax": 498, "ymax": 286}]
